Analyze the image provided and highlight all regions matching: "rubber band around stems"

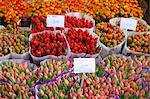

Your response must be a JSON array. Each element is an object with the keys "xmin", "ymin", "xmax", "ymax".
[
  {"xmin": 133, "ymin": 60, "xmax": 150, "ymax": 71},
  {"xmin": 0, "ymin": 79, "xmax": 9, "ymax": 83},
  {"xmin": 36, "ymin": 72, "xmax": 79, "ymax": 99},
  {"xmin": 36, "ymin": 73, "xmax": 79, "ymax": 99},
  {"xmin": 115, "ymin": 95, "xmax": 120, "ymax": 99},
  {"xmin": 36, "ymin": 69, "xmax": 74, "ymax": 86}
]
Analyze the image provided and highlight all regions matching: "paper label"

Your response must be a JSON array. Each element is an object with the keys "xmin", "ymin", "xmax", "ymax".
[
  {"xmin": 120, "ymin": 18, "xmax": 137, "ymax": 30},
  {"xmin": 46, "ymin": 15, "xmax": 64, "ymax": 27},
  {"xmin": 74, "ymin": 58, "xmax": 95, "ymax": 73}
]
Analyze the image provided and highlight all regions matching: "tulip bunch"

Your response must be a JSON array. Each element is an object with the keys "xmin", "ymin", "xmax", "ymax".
[
  {"xmin": 104, "ymin": 73, "xmax": 148, "ymax": 98},
  {"xmin": 38, "ymin": 59, "xmax": 73, "ymax": 82},
  {"xmin": 6, "ymin": 35, "xmax": 29, "ymax": 54},
  {"xmin": 102, "ymin": 55, "xmax": 133, "ymax": 74},
  {"xmin": 140, "ymin": 71, "xmax": 149, "ymax": 88},
  {"xmin": 65, "ymin": 28, "xmax": 101, "ymax": 55},
  {"xmin": 30, "ymin": 31, "xmax": 67, "ymax": 57},
  {"xmin": 96, "ymin": 22, "xmax": 125, "ymax": 48},
  {"xmin": 38, "ymin": 73, "xmax": 78, "ymax": 99},
  {"xmin": 127, "ymin": 33, "xmax": 150, "ymax": 54},
  {"xmin": 0, "ymin": 36, "xmax": 10, "ymax": 57},
  {"xmin": 132, "ymin": 55, "xmax": 150, "ymax": 68},
  {"xmin": 102, "ymin": 55, "xmax": 149, "ymax": 98},
  {"xmin": 0, "ymin": 61, "xmax": 38, "ymax": 98},
  {"xmin": 31, "ymin": 16, "xmax": 46, "ymax": 33},
  {"xmin": 0, "ymin": 35, "xmax": 29, "ymax": 55},
  {"xmin": 0, "ymin": 24, "xmax": 30, "ymax": 37},
  {"xmin": 71, "ymin": 73, "xmax": 101, "ymax": 99}
]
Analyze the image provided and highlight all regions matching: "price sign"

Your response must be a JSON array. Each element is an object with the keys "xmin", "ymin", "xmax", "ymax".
[
  {"xmin": 74, "ymin": 58, "xmax": 95, "ymax": 73},
  {"xmin": 46, "ymin": 15, "xmax": 64, "ymax": 27},
  {"xmin": 120, "ymin": 18, "xmax": 137, "ymax": 31}
]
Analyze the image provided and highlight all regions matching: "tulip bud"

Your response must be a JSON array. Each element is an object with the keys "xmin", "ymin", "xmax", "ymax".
[{"xmin": 6, "ymin": 83, "xmax": 12, "ymax": 91}]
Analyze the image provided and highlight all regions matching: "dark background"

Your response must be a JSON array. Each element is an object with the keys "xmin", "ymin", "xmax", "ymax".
[{"xmin": 139, "ymin": 0, "xmax": 150, "ymax": 24}]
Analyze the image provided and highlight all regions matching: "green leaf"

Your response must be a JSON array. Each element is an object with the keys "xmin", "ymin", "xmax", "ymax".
[
  {"xmin": 63, "ymin": 66, "xmax": 68, "ymax": 71},
  {"xmin": 8, "ymin": 77, "xmax": 15, "ymax": 84},
  {"xmin": 66, "ymin": 86, "xmax": 70, "ymax": 92},
  {"xmin": 94, "ymin": 89, "xmax": 98, "ymax": 94},
  {"xmin": 109, "ymin": 74, "xmax": 112, "ymax": 78},
  {"xmin": 25, "ymin": 91, "xmax": 29, "ymax": 98},
  {"xmin": 32, "ymin": 24, "xmax": 36, "ymax": 28},
  {"xmin": 42, "ymin": 86, "xmax": 46, "ymax": 93},
  {"xmin": 17, "ymin": 89, "xmax": 22, "ymax": 99},
  {"xmin": 27, "ymin": 79, "xmax": 32, "ymax": 88},
  {"xmin": 10, "ymin": 28, "xmax": 14, "ymax": 32},
  {"xmin": 1, "ymin": 90, "xmax": 4, "ymax": 96},
  {"xmin": 61, "ymin": 61, "xmax": 65, "ymax": 65},
  {"xmin": 126, "ymin": 59, "xmax": 130, "ymax": 63},
  {"xmin": 129, "ymin": 94, "xmax": 139, "ymax": 99},
  {"xmin": 48, "ymin": 75, "xmax": 52, "ymax": 80},
  {"xmin": 95, "ymin": 11, "xmax": 100, "ymax": 16},
  {"xmin": 43, "ymin": 52, "xmax": 47, "ymax": 56},
  {"xmin": 56, "ymin": 72, "xmax": 58, "ymax": 76},
  {"xmin": 74, "ymin": 86, "xmax": 78, "ymax": 92},
  {"xmin": 41, "ymin": 76, "xmax": 47, "ymax": 82},
  {"xmin": 117, "ymin": 81, "xmax": 120, "ymax": 86},
  {"xmin": 49, "ymin": 59, "xmax": 52, "ymax": 64},
  {"xmin": 130, "ymin": 90, "xmax": 132, "ymax": 94},
  {"xmin": 42, "ymin": 69, "xmax": 45, "ymax": 74},
  {"xmin": 59, "ymin": 96, "xmax": 63, "ymax": 99},
  {"xmin": 7, "ymin": 61, "xmax": 12, "ymax": 70},
  {"xmin": 31, "ymin": 75, "xmax": 36, "ymax": 82},
  {"xmin": 54, "ymin": 88, "xmax": 58, "ymax": 95},
  {"xmin": 147, "ymin": 27, "xmax": 150, "ymax": 31},
  {"xmin": 119, "ymin": 94, "xmax": 126, "ymax": 99},
  {"xmin": 44, "ymin": 95, "xmax": 49, "ymax": 99},
  {"xmin": 82, "ymin": 96, "xmax": 86, "ymax": 99},
  {"xmin": 0, "ymin": 63, "xmax": 2, "ymax": 67},
  {"xmin": 38, "ymin": 37, "xmax": 43, "ymax": 41},
  {"xmin": 38, "ymin": 93, "xmax": 42, "ymax": 98},
  {"xmin": 125, "ymin": 67, "xmax": 131, "ymax": 73},
  {"xmin": 42, "ymin": 62, "xmax": 47, "ymax": 67},
  {"xmin": 97, "ymin": 70, "xmax": 104, "ymax": 77},
  {"xmin": 110, "ymin": 55, "xmax": 114, "ymax": 69},
  {"xmin": 101, "ymin": 38, "xmax": 107, "ymax": 46},
  {"xmin": 58, "ymin": 83, "xmax": 63, "ymax": 90},
  {"xmin": 16, "ymin": 69, "xmax": 20, "ymax": 74},
  {"xmin": 136, "ymin": 82, "xmax": 140, "ymax": 90}
]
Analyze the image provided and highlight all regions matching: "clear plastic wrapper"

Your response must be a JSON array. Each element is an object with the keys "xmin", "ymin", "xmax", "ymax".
[
  {"xmin": 36, "ymin": 73, "xmax": 79, "ymax": 99},
  {"xmin": 96, "ymin": 22, "xmax": 127, "ymax": 58},
  {"xmin": 0, "ymin": 27, "xmax": 11, "ymax": 60},
  {"xmin": 0, "ymin": 54, "xmax": 11, "ymax": 61},
  {"xmin": 64, "ymin": 28, "xmax": 101, "ymax": 58},
  {"xmin": 101, "ymin": 54, "xmax": 149, "ymax": 98},
  {"xmin": 123, "ymin": 33, "xmax": 150, "ymax": 57},
  {"xmin": 8, "ymin": 35, "xmax": 30, "ymax": 60},
  {"xmin": 0, "ymin": 60, "xmax": 38, "ymax": 99},
  {"xmin": 37, "ymin": 59, "xmax": 73, "ymax": 84},
  {"xmin": 0, "ymin": 25, "xmax": 5, "ymax": 30},
  {"xmin": 29, "ymin": 30, "xmax": 70, "ymax": 63}
]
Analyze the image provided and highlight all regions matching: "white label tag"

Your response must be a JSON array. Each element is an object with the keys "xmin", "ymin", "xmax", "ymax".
[
  {"xmin": 46, "ymin": 15, "xmax": 64, "ymax": 27},
  {"xmin": 120, "ymin": 18, "xmax": 137, "ymax": 30},
  {"xmin": 74, "ymin": 58, "xmax": 95, "ymax": 73}
]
